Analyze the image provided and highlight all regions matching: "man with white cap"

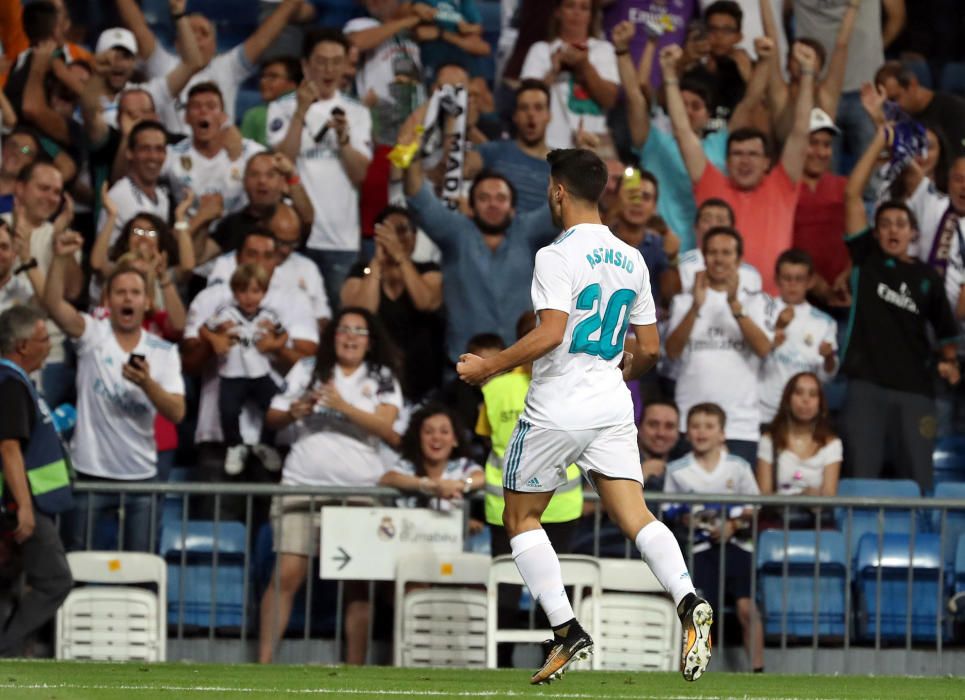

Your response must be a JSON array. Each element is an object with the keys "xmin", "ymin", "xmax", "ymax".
[
  {"xmin": 792, "ymin": 107, "xmax": 849, "ymax": 303},
  {"xmin": 94, "ymin": 0, "xmax": 204, "ymax": 129}
]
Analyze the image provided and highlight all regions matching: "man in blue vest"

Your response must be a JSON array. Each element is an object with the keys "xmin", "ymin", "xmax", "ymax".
[{"xmin": 0, "ymin": 305, "xmax": 73, "ymax": 656}]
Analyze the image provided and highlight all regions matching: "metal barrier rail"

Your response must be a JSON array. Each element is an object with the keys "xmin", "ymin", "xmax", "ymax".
[{"xmin": 66, "ymin": 482, "xmax": 965, "ymax": 671}]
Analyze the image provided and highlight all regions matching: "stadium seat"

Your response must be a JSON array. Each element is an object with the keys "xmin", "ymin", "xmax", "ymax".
[
  {"xmin": 929, "ymin": 483, "xmax": 965, "ymax": 567},
  {"xmin": 252, "ymin": 523, "xmax": 338, "ymax": 637},
  {"xmin": 161, "ymin": 520, "xmax": 248, "ymax": 632},
  {"xmin": 756, "ymin": 530, "xmax": 848, "ymax": 640},
  {"xmin": 854, "ymin": 532, "xmax": 948, "ymax": 643},
  {"xmin": 393, "ymin": 552, "xmax": 490, "ymax": 667},
  {"xmin": 56, "ymin": 551, "xmax": 167, "ymax": 661},
  {"xmin": 572, "ymin": 559, "xmax": 681, "ymax": 672},
  {"xmin": 485, "ymin": 554, "xmax": 601, "ymax": 670},
  {"xmin": 933, "ymin": 436, "xmax": 965, "ymax": 486},
  {"xmin": 835, "ymin": 478, "xmax": 921, "ymax": 556}
]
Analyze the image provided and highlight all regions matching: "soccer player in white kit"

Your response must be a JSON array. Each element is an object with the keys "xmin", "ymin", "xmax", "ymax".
[{"xmin": 458, "ymin": 149, "xmax": 713, "ymax": 685}]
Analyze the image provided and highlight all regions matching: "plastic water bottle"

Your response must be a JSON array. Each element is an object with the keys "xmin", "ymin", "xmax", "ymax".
[{"xmin": 51, "ymin": 404, "xmax": 77, "ymax": 434}]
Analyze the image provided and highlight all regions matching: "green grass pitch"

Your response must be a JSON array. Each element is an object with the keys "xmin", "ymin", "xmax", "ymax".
[{"xmin": 0, "ymin": 662, "xmax": 963, "ymax": 699}]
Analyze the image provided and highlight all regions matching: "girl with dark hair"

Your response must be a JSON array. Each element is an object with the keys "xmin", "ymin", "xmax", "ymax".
[
  {"xmin": 380, "ymin": 402, "xmax": 483, "ymax": 510},
  {"xmin": 258, "ymin": 306, "xmax": 403, "ymax": 666},
  {"xmin": 756, "ymin": 372, "xmax": 841, "ymax": 498}
]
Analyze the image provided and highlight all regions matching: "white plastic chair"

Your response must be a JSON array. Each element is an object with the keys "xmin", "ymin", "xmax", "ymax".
[
  {"xmin": 393, "ymin": 552, "xmax": 491, "ymax": 668},
  {"xmin": 56, "ymin": 551, "xmax": 167, "ymax": 661},
  {"xmin": 485, "ymin": 554, "xmax": 601, "ymax": 669},
  {"xmin": 572, "ymin": 558, "xmax": 681, "ymax": 671}
]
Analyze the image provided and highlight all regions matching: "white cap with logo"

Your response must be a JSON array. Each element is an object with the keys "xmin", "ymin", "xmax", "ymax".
[
  {"xmin": 95, "ymin": 27, "xmax": 138, "ymax": 56},
  {"xmin": 809, "ymin": 108, "xmax": 840, "ymax": 135}
]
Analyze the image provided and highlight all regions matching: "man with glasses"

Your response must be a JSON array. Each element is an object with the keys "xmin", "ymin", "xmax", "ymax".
[
  {"xmin": 269, "ymin": 28, "xmax": 373, "ymax": 308},
  {"xmin": 241, "ymin": 58, "xmax": 302, "ymax": 147},
  {"xmin": 98, "ymin": 120, "xmax": 170, "ymax": 245},
  {"xmin": 0, "ymin": 129, "xmax": 40, "ymax": 215},
  {"xmin": 663, "ymin": 41, "xmax": 816, "ymax": 295}
]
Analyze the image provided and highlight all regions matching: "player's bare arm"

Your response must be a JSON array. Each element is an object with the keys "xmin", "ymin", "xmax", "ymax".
[{"xmin": 457, "ymin": 309, "xmax": 569, "ymax": 385}]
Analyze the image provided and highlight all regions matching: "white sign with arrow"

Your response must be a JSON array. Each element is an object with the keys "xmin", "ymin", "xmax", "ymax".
[{"xmin": 319, "ymin": 507, "xmax": 464, "ymax": 580}]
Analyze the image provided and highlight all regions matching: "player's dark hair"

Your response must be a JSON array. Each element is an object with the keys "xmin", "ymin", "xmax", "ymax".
[
  {"xmin": 312, "ymin": 306, "xmax": 401, "ymax": 386},
  {"xmin": 302, "ymin": 27, "xmax": 350, "ymax": 60},
  {"xmin": 701, "ymin": 225, "xmax": 744, "ymax": 258},
  {"xmin": 469, "ymin": 170, "xmax": 518, "ymax": 209},
  {"xmin": 775, "ymin": 248, "xmax": 814, "ymax": 277},
  {"xmin": 696, "ymin": 197, "xmax": 735, "ymax": 225},
  {"xmin": 547, "ymin": 148, "xmax": 608, "ymax": 204},
  {"xmin": 187, "ymin": 81, "xmax": 225, "ymax": 110},
  {"xmin": 687, "ymin": 402, "xmax": 727, "ymax": 429},
  {"xmin": 22, "ymin": 1, "xmax": 59, "ymax": 44},
  {"xmin": 127, "ymin": 119, "xmax": 167, "ymax": 151},
  {"xmin": 466, "ymin": 332, "xmax": 505, "ymax": 354},
  {"xmin": 400, "ymin": 402, "xmax": 470, "ymax": 479},
  {"xmin": 874, "ymin": 200, "xmax": 919, "ymax": 232}
]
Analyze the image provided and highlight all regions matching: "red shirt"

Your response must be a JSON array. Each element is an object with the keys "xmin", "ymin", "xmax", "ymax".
[
  {"xmin": 793, "ymin": 173, "xmax": 849, "ymax": 286},
  {"xmin": 694, "ymin": 162, "xmax": 799, "ymax": 296}
]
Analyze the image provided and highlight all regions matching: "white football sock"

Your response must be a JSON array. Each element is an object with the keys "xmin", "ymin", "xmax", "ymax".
[
  {"xmin": 635, "ymin": 520, "xmax": 696, "ymax": 608},
  {"xmin": 510, "ymin": 528, "xmax": 575, "ymax": 627}
]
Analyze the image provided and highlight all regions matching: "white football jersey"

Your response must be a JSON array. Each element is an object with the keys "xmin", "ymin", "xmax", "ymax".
[
  {"xmin": 678, "ymin": 248, "xmax": 763, "ymax": 295},
  {"xmin": 522, "ymin": 223, "xmax": 656, "ymax": 431},
  {"xmin": 162, "ymin": 138, "xmax": 264, "ymax": 217},
  {"xmin": 758, "ymin": 298, "xmax": 838, "ymax": 420}
]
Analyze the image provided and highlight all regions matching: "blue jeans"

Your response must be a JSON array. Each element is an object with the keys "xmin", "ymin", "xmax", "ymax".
[
  {"xmin": 834, "ymin": 91, "xmax": 877, "ymax": 177},
  {"xmin": 64, "ymin": 479, "xmax": 157, "ymax": 553},
  {"xmin": 303, "ymin": 248, "xmax": 360, "ymax": 314}
]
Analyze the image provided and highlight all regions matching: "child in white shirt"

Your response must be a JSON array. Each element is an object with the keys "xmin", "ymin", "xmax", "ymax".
[{"xmin": 201, "ymin": 264, "xmax": 287, "ymax": 474}]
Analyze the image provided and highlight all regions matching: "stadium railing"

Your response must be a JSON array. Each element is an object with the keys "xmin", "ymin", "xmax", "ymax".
[{"xmin": 56, "ymin": 481, "xmax": 965, "ymax": 673}]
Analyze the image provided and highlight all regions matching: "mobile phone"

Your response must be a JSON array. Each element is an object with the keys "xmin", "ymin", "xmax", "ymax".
[
  {"xmin": 314, "ymin": 107, "xmax": 346, "ymax": 144},
  {"xmin": 128, "ymin": 353, "xmax": 146, "ymax": 367}
]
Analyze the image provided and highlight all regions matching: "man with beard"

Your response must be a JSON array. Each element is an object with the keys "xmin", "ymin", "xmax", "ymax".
[
  {"xmin": 44, "ymin": 230, "xmax": 185, "ymax": 552},
  {"xmin": 472, "ymin": 80, "xmax": 552, "ymax": 213},
  {"xmin": 403, "ymin": 141, "xmax": 558, "ymax": 361},
  {"xmin": 98, "ymin": 120, "xmax": 170, "ymax": 245}
]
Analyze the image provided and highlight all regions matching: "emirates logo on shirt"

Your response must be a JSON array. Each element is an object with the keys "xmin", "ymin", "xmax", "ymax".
[{"xmin": 876, "ymin": 282, "xmax": 920, "ymax": 314}]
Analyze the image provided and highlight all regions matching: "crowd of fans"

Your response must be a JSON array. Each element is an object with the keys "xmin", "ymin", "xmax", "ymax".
[{"xmin": 1, "ymin": 0, "xmax": 963, "ymax": 667}]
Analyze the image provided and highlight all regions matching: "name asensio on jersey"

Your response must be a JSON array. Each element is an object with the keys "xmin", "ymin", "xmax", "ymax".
[{"xmin": 585, "ymin": 247, "xmax": 635, "ymax": 272}]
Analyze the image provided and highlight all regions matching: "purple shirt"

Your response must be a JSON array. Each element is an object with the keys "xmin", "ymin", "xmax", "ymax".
[{"xmin": 603, "ymin": 0, "xmax": 696, "ymax": 88}]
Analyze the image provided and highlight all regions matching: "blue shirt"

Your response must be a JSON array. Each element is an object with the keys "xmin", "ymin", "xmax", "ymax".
[
  {"xmin": 638, "ymin": 126, "xmax": 728, "ymax": 253},
  {"xmin": 407, "ymin": 183, "xmax": 558, "ymax": 361},
  {"xmin": 0, "ymin": 194, "xmax": 12, "ymax": 215},
  {"xmin": 476, "ymin": 140, "xmax": 550, "ymax": 214}
]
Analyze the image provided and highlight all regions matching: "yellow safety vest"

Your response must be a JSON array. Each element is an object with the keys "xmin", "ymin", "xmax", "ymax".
[{"xmin": 477, "ymin": 369, "xmax": 583, "ymax": 525}]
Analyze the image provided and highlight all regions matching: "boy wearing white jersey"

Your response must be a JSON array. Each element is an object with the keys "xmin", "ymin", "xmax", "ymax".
[
  {"xmin": 759, "ymin": 249, "xmax": 837, "ymax": 422},
  {"xmin": 458, "ymin": 149, "xmax": 712, "ymax": 686},
  {"xmin": 664, "ymin": 402, "xmax": 764, "ymax": 672}
]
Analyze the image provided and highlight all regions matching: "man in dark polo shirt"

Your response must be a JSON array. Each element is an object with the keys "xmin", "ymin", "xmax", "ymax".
[{"xmin": 842, "ymin": 125, "xmax": 961, "ymax": 491}]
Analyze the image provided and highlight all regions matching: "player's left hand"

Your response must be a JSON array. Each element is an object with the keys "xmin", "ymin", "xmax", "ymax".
[
  {"xmin": 457, "ymin": 353, "xmax": 492, "ymax": 385},
  {"xmin": 620, "ymin": 351, "xmax": 635, "ymax": 381}
]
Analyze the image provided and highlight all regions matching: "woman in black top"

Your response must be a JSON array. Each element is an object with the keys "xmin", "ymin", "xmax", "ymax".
[{"xmin": 340, "ymin": 206, "xmax": 446, "ymax": 401}]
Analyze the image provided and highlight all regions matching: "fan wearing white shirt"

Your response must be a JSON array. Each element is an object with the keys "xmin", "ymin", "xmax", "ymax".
[
  {"xmin": 756, "ymin": 372, "xmax": 841, "ymax": 499},
  {"xmin": 902, "ymin": 155, "xmax": 965, "ymax": 273},
  {"xmin": 456, "ymin": 148, "xmax": 710, "ymax": 685},
  {"xmin": 666, "ymin": 227, "xmax": 772, "ymax": 465},
  {"xmin": 675, "ymin": 198, "xmax": 763, "ymax": 295},
  {"xmin": 759, "ymin": 249, "xmax": 837, "ymax": 422},
  {"xmin": 664, "ymin": 402, "xmax": 764, "ymax": 672},
  {"xmin": 98, "ymin": 120, "xmax": 171, "ymax": 246},
  {"xmin": 163, "ymin": 83, "xmax": 266, "ymax": 242},
  {"xmin": 116, "ymin": 0, "xmax": 314, "ymax": 135},
  {"xmin": 0, "ymin": 222, "xmax": 42, "ymax": 313},
  {"xmin": 271, "ymin": 28, "xmax": 373, "ymax": 307},
  {"xmin": 44, "ymin": 231, "xmax": 185, "ymax": 553}
]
